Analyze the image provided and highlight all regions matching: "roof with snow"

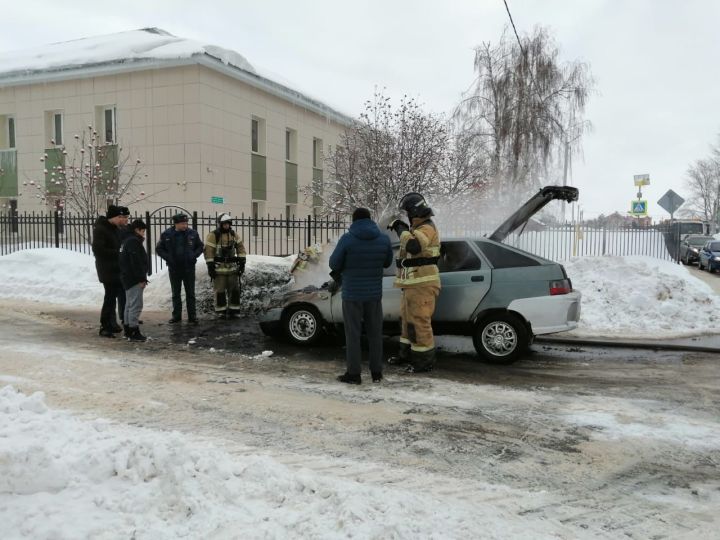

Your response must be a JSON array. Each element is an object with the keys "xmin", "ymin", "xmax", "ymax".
[{"xmin": 0, "ymin": 28, "xmax": 352, "ymax": 125}]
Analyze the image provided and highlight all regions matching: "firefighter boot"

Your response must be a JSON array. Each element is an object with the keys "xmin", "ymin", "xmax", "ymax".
[
  {"xmin": 387, "ymin": 340, "xmax": 411, "ymax": 365},
  {"xmin": 406, "ymin": 348, "xmax": 436, "ymax": 373}
]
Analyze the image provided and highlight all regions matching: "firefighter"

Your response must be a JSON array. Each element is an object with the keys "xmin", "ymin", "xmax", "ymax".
[
  {"xmin": 204, "ymin": 214, "xmax": 247, "ymax": 319},
  {"xmin": 387, "ymin": 193, "xmax": 441, "ymax": 373}
]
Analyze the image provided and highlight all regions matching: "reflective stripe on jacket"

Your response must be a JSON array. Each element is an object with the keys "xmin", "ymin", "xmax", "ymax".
[{"xmin": 394, "ymin": 218, "xmax": 441, "ymax": 288}]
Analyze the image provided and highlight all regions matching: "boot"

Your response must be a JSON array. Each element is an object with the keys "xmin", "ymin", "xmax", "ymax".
[
  {"xmin": 168, "ymin": 317, "xmax": 181, "ymax": 324},
  {"xmin": 371, "ymin": 371, "xmax": 383, "ymax": 383},
  {"xmin": 123, "ymin": 324, "xmax": 131, "ymax": 339},
  {"xmin": 128, "ymin": 327, "xmax": 147, "ymax": 342},
  {"xmin": 387, "ymin": 341, "xmax": 411, "ymax": 365},
  {"xmin": 406, "ymin": 348, "xmax": 436, "ymax": 373},
  {"xmin": 110, "ymin": 322, "xmax": 122, "ymax": 333},
  {"xmin": 337, "ymin": 372, "xmax": 361, "ymax": 385},
  {"xmin": 99, "ymin": 327, "xmax": 115, "ymax": 338}
]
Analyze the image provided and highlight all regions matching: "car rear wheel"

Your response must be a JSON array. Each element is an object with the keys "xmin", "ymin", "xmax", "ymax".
[
  {"xmin": 473, "ymin": 313, "xmax": 529, "ymax": 365},
  {"xmin": 282, "ymin": 305, "xmax": 323, "ymax": 345}
]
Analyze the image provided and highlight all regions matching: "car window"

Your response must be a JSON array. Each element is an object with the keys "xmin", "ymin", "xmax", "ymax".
[
  {"xmin": 437, "ymin": 241, "xmax": 481, "ymax": 272},
  {"xmin": 710, "ymin": 242, "xmax": 720, "ymax": 251},
  {"xmin": 690, "ymin": 237, "xmax": 711, "ymax": 246},
  {"xmin": 475, "ymin": 240, "xmax": 540, "ymax": 268}
]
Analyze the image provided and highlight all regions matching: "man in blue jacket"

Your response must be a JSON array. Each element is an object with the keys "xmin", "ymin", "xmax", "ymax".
[
  {"xmin": 329, "ymin": 208, "xmax": 394, "ymax": 384},
  {"xmin": 156, "ymin": 214, "xmax": 204, "ymax": 324}
]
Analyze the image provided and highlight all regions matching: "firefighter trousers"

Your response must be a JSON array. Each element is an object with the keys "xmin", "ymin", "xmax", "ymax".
[
  {"xmin": 400, "ymin": 286, "xmax": 440, "ymax": 352},
  {"xmin": 213, "ymin": 273, "xmax": 241, "ymax": 312}
]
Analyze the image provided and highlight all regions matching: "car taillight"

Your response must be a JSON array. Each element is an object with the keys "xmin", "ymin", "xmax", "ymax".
[{"xmin": 550, "ymin": 279, "xmax": 572, "ymax": 295}]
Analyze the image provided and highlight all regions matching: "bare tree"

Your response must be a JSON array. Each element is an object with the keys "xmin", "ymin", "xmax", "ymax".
[
  {"xmin": 34, "ymin": 125, "xmax": 150, "ymax": 219},
  {"xmin": 308, "ymin": 90, "xmax": 449, "ymax": 219},
  {"xmin": 455, "ymin": 26, "xmax": 594, "ymax": 192},
  {"xmin": 684, "ymin": 156, "xmax": 720, "ymax": 223}
]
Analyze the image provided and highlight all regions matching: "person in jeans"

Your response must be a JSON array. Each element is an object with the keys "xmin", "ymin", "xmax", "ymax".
[
  {"xmin": 92, "ymin": 204, "xmax": 130, "ymax": 337},
  {"xmin": 329, "ymin": 207, "xmax": 393, "ymax": 384},
  {"xmin": 155, "ymin": 213, "xmax": 204, "ymax": 324},
  {"xmin": 119, "ymin": 219, "xmax": 149, "ymax": 342}
]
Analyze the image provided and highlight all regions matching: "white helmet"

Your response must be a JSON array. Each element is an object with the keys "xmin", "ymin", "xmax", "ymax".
[{"xmin": 218, "ymin": 213, "xmax": 232, "ymax": 225}]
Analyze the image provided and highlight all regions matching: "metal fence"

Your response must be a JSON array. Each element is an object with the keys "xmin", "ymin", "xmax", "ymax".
[
  {"xmin": 1, "ymin": 210, "xmax": 699, "ymax": 272},
  {"xmin": 0, "ymin": 209, "xmax": 349, "ymax": 274}
]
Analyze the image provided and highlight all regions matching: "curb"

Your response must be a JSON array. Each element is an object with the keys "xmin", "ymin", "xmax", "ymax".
[{"xmin": 535, "ymin": 336, "xmax": 720, "ymax": 354}]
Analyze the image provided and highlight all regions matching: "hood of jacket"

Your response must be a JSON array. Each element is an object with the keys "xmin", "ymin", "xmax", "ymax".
[{"xmin": 349, "ymin": 218, "xmax": 381, "ymax": 241}]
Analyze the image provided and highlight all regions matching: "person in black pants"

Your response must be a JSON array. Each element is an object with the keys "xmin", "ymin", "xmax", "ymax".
[
  {"xmin": 156, "ymin": 213, "xmax": 204, "ymax": 324},
  {"xmin": 92, "ymin": 204, "xmax": 130, "ymax": 337},
  {"xmin": 329, "ymin": 208, "xmax": 394, "ymax": 384}
]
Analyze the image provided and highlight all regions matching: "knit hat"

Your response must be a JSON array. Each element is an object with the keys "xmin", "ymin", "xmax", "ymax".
[
  {"xmin": 106, "ymin": 205, "xmax": 121, "ymax": 219},
  {"xmin": 173, "ymin": 213, "xmax": 188, "ymax": 223},
  {"xmin": 129, "ymin": 219, "xmax": 147, "ymax": 231},
  {"xmin": 119, "ymin": 206, "xmax": 131, "ymax": 216}
]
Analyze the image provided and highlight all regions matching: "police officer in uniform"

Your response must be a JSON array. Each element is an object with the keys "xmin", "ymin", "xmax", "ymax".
[
  {"xmin": 204, "ymin": 213, "xmax": 247, "ymax": 318},
  {"xmin": 387, "ymin": 193, "xmax": 441, "ymax": 373}
]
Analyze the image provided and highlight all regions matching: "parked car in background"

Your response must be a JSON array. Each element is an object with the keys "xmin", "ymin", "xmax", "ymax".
[
  {"xmin": 698, "ymin": 241, "xmax": 720, "ymax": 272},
  {"xmin": 680, "ymin": 235, "xmax": 714, "ymax": 265},
  {"xmin": 260, "ymin": 186, "xmax": 582, "ymax": 364}
]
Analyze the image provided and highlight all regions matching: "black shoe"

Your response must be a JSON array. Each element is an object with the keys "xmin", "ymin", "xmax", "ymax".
[
  {"xmin": 168, "ymin": 317, "xmax": 181, "ymax": 324},
  {"xmin": 110, "ymin": 323, "xmax": 122, "ymax": 333},
  {"xmin": 387, "ymin": 342, "xmax": 411, "ymax": 365},
  {"xmin": 371, "ymin": 371, "xmax": 383, "ymax": 383},
  {"xmin": 188, "ymin": 318, "xmax": 199, "ymax": 325},
  {"xmin": 99, "ymin": 328, "xmax": 115, "ymax": 338},
  {"xmin": 337, "ymin": 372, "xmax": 361, "ymax": 385},
  {"xmin": 404, "ymin": 365, "xmax": 433, "ymax": 373},
  {"xmin": 228, "ymin": 311, "xmax": 240, "ymax": 319},
  {"xmin": 128, "ymin": 327, "xmax": 147, "ymax": 342},
  {"xmin": 123, "ymin": 324, "xmax": 131, "ymax": 339},
  {"xmin": 387, "ymin": 356, "xmax": 408, "ymax": 365},
  {"xmin": 216, "ymin": 312, "xmax": 228, "ymax": 320}
]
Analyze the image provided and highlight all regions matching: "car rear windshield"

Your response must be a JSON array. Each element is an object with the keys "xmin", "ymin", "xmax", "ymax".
[
  {"xmin": 689, "ymin": 237, "xmax": 711, "ymax": 246},
  {"xmin": 474, "ymin": 241, "xmax": 540, "ymax": 268}
]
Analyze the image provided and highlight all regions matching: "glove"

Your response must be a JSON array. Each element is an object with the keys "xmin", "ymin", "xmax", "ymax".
[
  {"xmin": 207, "ymin": 262, "xmax": 217, "ymax": 280},
  {"xmin": 327, "ymin": 279, "xmax": 340, "ymax": 295},
  {"xmin": 237, "ymin": 259, "xmax": 246, "ymax": 275},
  {"xmin": 388, "ymin": 219, "xmax": 410, "ymax": 236}
]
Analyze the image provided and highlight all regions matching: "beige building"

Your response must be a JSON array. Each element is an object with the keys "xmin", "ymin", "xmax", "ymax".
[{"xmin": 0, "ymin": 28, "xmax": 351, "ymax": 219}]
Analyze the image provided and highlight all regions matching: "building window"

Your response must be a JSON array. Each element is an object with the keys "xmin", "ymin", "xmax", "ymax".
[
  {"xmin": 251, "ymin": 116, "xmax": 266, "ymax": 155},
  {"xmin": 313, "ymin": 137, "xmax": 323, "ymax": 169},
  {"xmin": 104, "ymin": 106, "xmax": 116, "ymax": 144},
  {"xmin": 285, "ymin": 204, "xmax": 296, "ymax": 219},
  {"xmin": 252, "ymin": 200, "xmax": 265, "ymax": 237},
  {"xmin": 54, "ymin": 113, "xmax": 63, "ymax": 145},
  {"xmin": 285, "ymin": 129, "xmax": 297, "ymax": 162},
  {"xmin": 8, "ymin": 117, "xmax": 15, "ymax": 149}
]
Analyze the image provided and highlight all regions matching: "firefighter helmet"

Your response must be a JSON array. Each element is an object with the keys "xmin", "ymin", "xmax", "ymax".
[
  {"xmin": 399, "ymin": 192, "xmax": 433, "ymax": 219},
  {"xmin": 218, "ymin": 213, "xmax": 232, "ymax": 225}
]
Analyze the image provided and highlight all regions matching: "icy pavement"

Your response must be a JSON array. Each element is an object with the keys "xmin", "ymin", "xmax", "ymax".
[{"xmin": 0, "ymin": 304, "xmax": 719, "ymax": 538}]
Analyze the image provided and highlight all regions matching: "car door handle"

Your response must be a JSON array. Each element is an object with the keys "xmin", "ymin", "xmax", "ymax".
[{"xmin": 471, "ymin": 275, "xmax": 484, "ymax": 282}]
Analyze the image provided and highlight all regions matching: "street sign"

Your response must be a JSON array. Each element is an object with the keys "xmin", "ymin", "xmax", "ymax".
[
  {"xmin": 657, "ymin": 190, "xmax": 684, "ymax": 215},
  {"xmin": 630, "ymin": 199, "xmax": 648, "ymax": 216},
  {"xmin": 210, "ymin": 196, "xmax": 224, "ymax": 204},
  {"xmin": 634, "ymin": 174, "xmax": 650, "ymax": 186}
]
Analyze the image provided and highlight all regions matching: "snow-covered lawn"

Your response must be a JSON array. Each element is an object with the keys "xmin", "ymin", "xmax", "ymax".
[{"xmin": 1, "ymin": 248, "xmax": 718, "ymax": 338}]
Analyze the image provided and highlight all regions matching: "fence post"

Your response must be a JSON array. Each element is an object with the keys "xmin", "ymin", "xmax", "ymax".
[
  {"xmin": 145, "ymin": 211, "xmax": 153, "ymax": 275},
  {"xmin": 54, "ymin": 210, "xmax": 60, "ymax": 248},
  {"xmin": 602, "ymin": 226, "xmax": 606, "ymax": 256},
  {"xmin": 192, "ymin": 211, "xmax": 198, "ymax": 230},
  {"xmin": 307, "ymin": 214, "xmax": 312, "ymax": 247}
]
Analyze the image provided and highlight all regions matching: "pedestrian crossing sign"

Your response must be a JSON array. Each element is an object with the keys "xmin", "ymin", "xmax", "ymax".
[{"xmin": 630, "ymin": 200, "xmax": 648, "ymax": 216}]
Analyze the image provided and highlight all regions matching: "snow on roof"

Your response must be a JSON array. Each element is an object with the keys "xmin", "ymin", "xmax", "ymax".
[
  {"xmin": 0, "ymin": 27, "xmax": 256, "ymax": 77},
  {"xmin": 0, "ymin": 28, "xmax": 352, "ymax": 124}
]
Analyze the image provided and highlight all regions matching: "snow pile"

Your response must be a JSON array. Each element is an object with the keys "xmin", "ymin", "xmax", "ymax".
[
  {"xmin": 0, "ymin": 248, "xmax": 292, "ymax": 315},
  {"xmin": 566, "ymin": 255, "xmax": 720, "ymax": 338},
  {"xmin": 0, "ymin": 385, "xmax": 564, "ymax": 539},
  {"xmin": 0, "ymin": 28, "xmax": 255, "ymax": 77}
]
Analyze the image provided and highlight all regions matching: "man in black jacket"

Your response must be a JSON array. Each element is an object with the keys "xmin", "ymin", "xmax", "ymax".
[
  {"xmin": 92, "ymin": 205, "xmax": 130, "ymax": 337},
  {"xmin": 120, "ymin": 219, "xmax": 149, "ymax": 342},
  {"xmin": 156, "ymin": 213, "xmax": 204, "ymax": 323}
]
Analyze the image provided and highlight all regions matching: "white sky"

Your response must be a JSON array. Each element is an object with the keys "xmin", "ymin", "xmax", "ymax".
[{"xmin": 3, "ymin": 0, "xmax": 719, "ymax": 219}]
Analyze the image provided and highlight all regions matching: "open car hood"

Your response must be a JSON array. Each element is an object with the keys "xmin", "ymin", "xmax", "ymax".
[{"xmin": 489, "ymin": 186, "xmax": 579, "ymax": 243}]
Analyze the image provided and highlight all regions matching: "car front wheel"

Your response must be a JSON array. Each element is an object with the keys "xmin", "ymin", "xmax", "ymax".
[
  {"xmin": 473, "ymin": 313, "xmax": 529, "ymax": 364},
  {"xmin": 282, "ymin": 305, "xmax": 323, "ymax": 345}
]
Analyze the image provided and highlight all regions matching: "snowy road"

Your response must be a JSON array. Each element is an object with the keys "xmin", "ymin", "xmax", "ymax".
[{"xmin": 1, "ymin": 302, "xmax": 719, "ymax": 538}]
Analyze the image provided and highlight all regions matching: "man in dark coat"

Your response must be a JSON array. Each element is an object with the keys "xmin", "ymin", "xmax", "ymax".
[
  {"xmin": 92, "ymin": 205, "xmax": 130, "ymax": 337},
  {"xmin": 120, "ymin": 219, "xmax": 149, "ymax": 342},
  {"xmin": 155, "ymin": 213, "xmax": 204, "ymax": 324},
  {"xmin": 329, "ymin": 207, "xmax": 394, "ymax": 384}
]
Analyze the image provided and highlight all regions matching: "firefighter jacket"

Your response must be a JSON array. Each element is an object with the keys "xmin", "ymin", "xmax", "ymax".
[
  {"xmin": 394, "ymin": 217, "xmax": 441, "ymax": 289},
  {"xmin": 204, "ymin": 229, "xmax": 247, "ymax": 275}
]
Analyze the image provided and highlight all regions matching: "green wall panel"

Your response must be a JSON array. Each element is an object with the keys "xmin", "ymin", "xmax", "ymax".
[
  {"xmin": 0, "ymin": 149, "xmax": 18, "ymax": 198},
  {"xmin": 285, "ymin": 162, "xmax": 298, "ymax": 204},
  {"xmin": 252, "ymin": 154, "xmax": 267, "ymax": 200}
]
